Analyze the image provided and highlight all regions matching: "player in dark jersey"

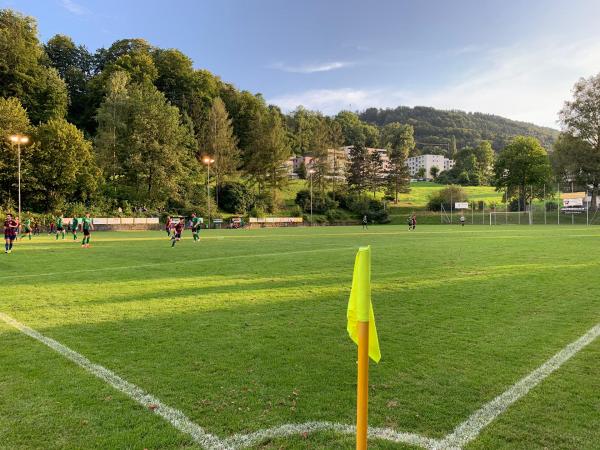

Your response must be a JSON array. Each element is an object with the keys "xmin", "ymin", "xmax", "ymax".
[
  {"xmin": 171, "ymin": 217, "xmax": 185, "ymax": 247},
  {"xmin": 71, "ymin": 216, "xmax": 79, "ymax": 240},
  {"xmin": 22, "ymin": 216, "xmax": 32, "ymax": 240},
  {"xmin": 56, "ymin": 214, "xmax": 65, "ymax": 240},
  {"xmin": 4, "ymin": 214, "xmax": 18, "ymax": 254},
  {"xmin": 80, "ymin": 213, "xmax": 94, "ymax": 248},
  {"xmin": 191, "ymin": 213, "xmax": 202, "ymax": 243},
  {"xmin": 165, "ymin": 216, "xmax": 173, "ymax": 237}
]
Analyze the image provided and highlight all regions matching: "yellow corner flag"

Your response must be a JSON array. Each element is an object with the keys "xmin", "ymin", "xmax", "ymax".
[{"xmin": 347, "ymin": 245, "xmax": 381, "ymax": 363}]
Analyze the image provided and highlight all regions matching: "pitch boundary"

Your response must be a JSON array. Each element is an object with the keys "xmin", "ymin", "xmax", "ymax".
[{"xmin": 1, "ymin": 312, "xmax": 598, "ymax": 449}]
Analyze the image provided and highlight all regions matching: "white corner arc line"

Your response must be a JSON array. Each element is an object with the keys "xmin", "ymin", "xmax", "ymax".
[
  {"xmin": 435, "ymin": 322, "xmax": 600, "ymax": 449},
  {"xmin": 2, "ymin": 310, "xmax": 598, "ymax": 450},
  {"xmin": 0, "ymin": 312, "xmax": 231, "ymax": 450},
  {"xmin": 224, "ymin": 421, "xmax": 441, "ymax": 449}
]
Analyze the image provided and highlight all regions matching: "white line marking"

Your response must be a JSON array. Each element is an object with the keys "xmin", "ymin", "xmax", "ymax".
[
  {"xmin": 0, "ymin": 245, "xmax": 354, "ymax": 281},
  {"xmin": 2, "ymin": 310, "xmax": 598, "ymax": 449},
  {"xmin": 0, "ymin": 312, "xmax": 231, "ymax": 450},
  {"xmin": 435, "ymin": 322, "xmax": 600, "ymax": 449},
  {"xmin": 225, "ymin": 421, "xmax": 441, "ymax": 449}
]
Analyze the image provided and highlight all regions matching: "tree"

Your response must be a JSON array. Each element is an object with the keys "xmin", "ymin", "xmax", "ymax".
[
  {"xmin": 473, "ymin": 141, "xmax": 495, "ymax": 183},
  {"xmin": 96, "ymin": 75, "xmax": 197, "ymax": 206},
  {"xmin": 201, "ymin": 97, "xmax": 240, "ymax": 204},
  {"xmin": 0, "ymin": 97, "xmax": 30, "ymax": 205},
  {"xmin": 559, "ymin": 73, "xmax": 600, "ymax": 208},
  {"xmin": 430, "ymin": 166, "xmax": 440, "ymax": 179},
  {"xmin": 346, "ymin": 143, "xmax": 369, "ymax": 194},
  {"xmin": 244, "ymin": 107, "xmax": 291, "ymax": 204},
  {"xmin": 30, "ymin": 118, "xmax": 98, "ymax": 210},
  {"xmin": 552, "ymin": 133, "xmax": 600, "ymax": 207},
  {"xmin": 0, "ymin": 10, "xmax": 68, "ymax": 123},
  {"xmin": 381, "ymin": 122, "xmax": 413, "ymax": 202},
  {"xmin": 125, "ymin": 82, "xmax": 196, "ymax": 204},
  {"xmin": 95, "ymin": 71, "xmax": 130, "ymax": 189},
  {"xmin": 335, "ymin": 111, "xmax": 379, "ymax": 147},
  {"xmin": 45, "ymin": 34, "xmax": 93, "ymax": 130},
  {"xmin": 493, "ymin": 136, "xmax": 552, "ymax": 210},
  {"xmin": 366, "ymin": 150, "xmax": 384, "ymax": 197},
  {"xmin": 416, "ymin": 167, "xmax": 426, "ymax": 178}
]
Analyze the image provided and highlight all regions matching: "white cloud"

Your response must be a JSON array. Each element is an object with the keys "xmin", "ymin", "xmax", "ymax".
[
  {"xmin": 269, "ymin": 61, "xmax": 352, "ymax": 74},
  {"xmin": 59, "ymin": 0, "xmax": 88, "ymax": 15},
  {"xmin": 269, "ymin": 38, "xmax": 600, "ymax": 128}
]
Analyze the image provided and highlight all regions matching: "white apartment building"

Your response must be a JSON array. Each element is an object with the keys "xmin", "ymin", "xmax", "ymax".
[{"xmin": 407, "ymin": 154, "xmax": 455, "ymax": 180}]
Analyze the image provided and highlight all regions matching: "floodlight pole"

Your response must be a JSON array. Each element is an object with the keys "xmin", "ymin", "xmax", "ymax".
[
  {"xmin": 203, "ymin": 157, "xmax": 215, "ymax": 228},
  {"xmin": 9, "ymin": 134, "xmax": 29, "ymax": 226},
  {"xmin": 17, "ymin": 139, "xmax": 21, "ymax": 225}
]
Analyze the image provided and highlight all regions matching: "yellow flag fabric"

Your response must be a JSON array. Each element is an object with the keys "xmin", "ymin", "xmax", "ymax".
[{"xmin": 347, "ymin": 245, "xmax": 381, "ymax": 363}]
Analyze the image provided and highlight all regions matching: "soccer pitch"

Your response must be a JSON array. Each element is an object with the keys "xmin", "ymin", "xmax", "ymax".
[{"xmin": 1, "ymin": 225, "xmax": 599, "ymax": 449}]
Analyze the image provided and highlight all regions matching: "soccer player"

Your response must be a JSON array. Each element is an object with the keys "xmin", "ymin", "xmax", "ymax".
[
  {"xmin": 171, "ymin": 217, "xmax": 185, "ymax": 247},
  {"xmin": 362, "ymin": 215, "xmax": 368, "ymax": 230},
  {"xmin": 71, "ymin": 216, "xmax": 79, "ymax": 240},
  {"xmin": 460, "ymin": 215, "xmax": 465, "ymax": 227},
  {"xmin": 165, "ymin": 215, "xmax": 173, "ymax": 237},
  {"xmin": 22, "ymin": 216, "xmax": 32, "ymax": 240},
  {"xmin": 411, "ymin": 213, "xmax": 417, "ymax": 230},
  {"xmin": 80, "ymin": 213, "xmax": 93, "ymax": 248},
  {"xmin": 56, "ymin": 214, "xmax": 65, "ymax": 240},
  {"xmin": 191, "ymin": 213, "xmax": 201, "ymax": 243},
  {"xmin": 4, "ymin": 214, "xmax": 18, "ymax": 253},
  {"xmin": 407, "ymin": 215, "xmax": 413, "ymax": 231}
]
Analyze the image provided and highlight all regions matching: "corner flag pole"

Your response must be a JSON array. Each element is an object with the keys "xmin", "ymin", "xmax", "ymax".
[
  {"xmin": 356, "ymin": 314, "xmax": 369, "ymax": 450},
  {"xmin": 347, "ymin": 246, "xmax": 381, "ymax": 450}
]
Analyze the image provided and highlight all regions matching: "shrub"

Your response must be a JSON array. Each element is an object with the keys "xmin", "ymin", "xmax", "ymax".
[
  {"xmin": 295, "ymin": 189, "xmax": 338, "ymax": 214},
  {"xmin": 427, "ymin": 185, "xmax": 468, "ymax": 211},
  {"xmin": 249, "ymin": 205, "xmax": 265, "ymax": 218},
  {"xmin": 325, "ymin": 208, "xmax": 351, "ymax": 223},
  {"xmin": 217, "ymin": 182, "xmax": 255, "ymax": 214}
]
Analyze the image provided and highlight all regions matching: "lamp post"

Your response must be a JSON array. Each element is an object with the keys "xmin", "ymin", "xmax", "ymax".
[
  {"xmin": 308, "ymin": 168, "xmax": 315, "ymax": 225},
  {"xmin": 9, "ymin": 134, "xmax": 29, "ymax": 226},
  {"xmin": 202, "ymin": 156, "xmax": 215, "ymax": 228}
]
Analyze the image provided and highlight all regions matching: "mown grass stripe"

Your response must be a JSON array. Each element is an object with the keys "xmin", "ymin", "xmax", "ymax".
[{"xmin": 0, "ymin": 312, "xmax": 231, "ymax": 450}]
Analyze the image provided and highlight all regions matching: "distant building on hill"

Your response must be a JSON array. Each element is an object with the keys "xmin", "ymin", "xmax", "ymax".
[
  {"xmin": 287, "ymin": 148, "xmax": 454, "ymax": 182},
  {"xmin": 407, "ymin": 154, "xmax": 454, "ymax": 180}
]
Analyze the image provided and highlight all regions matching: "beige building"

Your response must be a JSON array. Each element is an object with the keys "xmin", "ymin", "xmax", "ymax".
[{"xmin": 407, "ymin": 154, "xmax": 454, "ymax": 180}]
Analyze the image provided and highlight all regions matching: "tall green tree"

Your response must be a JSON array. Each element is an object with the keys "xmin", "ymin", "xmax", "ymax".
[
  {"xmin": 552, "ymin": 133, "xmax": 600, "ymax": 207},
  {"xmin": 201, "ymin": 97, "xmax": 240, "ymax": 202},
  {"xmin": 45, "ymin": 34, "xmax": 93, "ymax": 130},
  {"xmin": 244, "ymin": 107, "xmax": 290, "ymax": 203},
  {"xmin": 366, "ymin": 150, "xmax": 384, "ymax": 197},
  {"xmin": 346, "ymin": 143, "xmax": 369, "ymax": 194},
  {"xmin": 559, "ymin": 73, "xmax": 600, "ymax": 208},
  {"xmin": 30, "ymin": 118, "xmax": 98, "ymax": 210},
  {"xmin": 0, "ymin": 9, "xmax": 68, "ymax": 123},
  {"xmin": 124, "ymin": 82, "xmax": 196, "ymax": 204},
  {"xmin": 335, "ymin": 111, "xmax": 379, "ymax": 147},
  {"xmin": 96, "ymin": 74, "xmax": 196, "ymax": 206},
  {"xmin": 95, "ymin": 71, "xmax": 130, "ymax": 186},
  {"xmin": 493, "ymin": 136, "xmax": 552, "ymax": 210},
  {"xmin": 381, "ymin": 122, "xmax": 413, "ymax": 202}
]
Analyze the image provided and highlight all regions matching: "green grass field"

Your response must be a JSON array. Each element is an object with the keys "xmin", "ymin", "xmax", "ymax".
[{"xmin": 1, "ymin": 225, "xmax": 599, "ymax": 449}]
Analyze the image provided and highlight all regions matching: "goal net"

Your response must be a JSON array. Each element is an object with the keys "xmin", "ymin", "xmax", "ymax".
[{"xmin": 488, "ymin": 211, "xmax": 532, "ymax": 225}]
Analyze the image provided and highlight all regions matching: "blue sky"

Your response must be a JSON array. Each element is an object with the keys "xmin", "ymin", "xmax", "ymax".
[{"xmin": 4, "ymin": 0, "xmax": 600, "ymax": 128}]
